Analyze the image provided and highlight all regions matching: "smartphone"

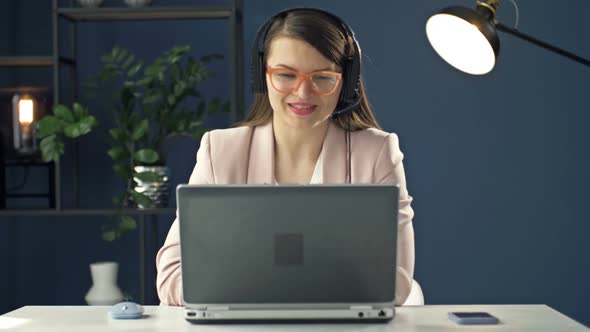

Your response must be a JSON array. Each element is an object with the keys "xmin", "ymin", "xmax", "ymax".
[{"xmin": 448, "ymin": 312, "xmax": 499, "ymax": 325}]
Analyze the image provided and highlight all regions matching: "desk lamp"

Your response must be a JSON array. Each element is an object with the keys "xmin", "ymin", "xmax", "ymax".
[{"xmin": 425, "ymin": 0, "xmax": 590, "ymax": 74}]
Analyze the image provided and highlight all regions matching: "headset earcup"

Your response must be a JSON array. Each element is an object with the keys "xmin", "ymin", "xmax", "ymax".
[
  {"xmin": 348, "ymin": 54, "xmax": 361, "ymax": 100},
  {"xmin": 338, "ymin": 59, "xmax": 351, "ymax": 105}
]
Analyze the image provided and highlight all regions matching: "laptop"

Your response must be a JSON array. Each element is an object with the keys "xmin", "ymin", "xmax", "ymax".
[{"xmin": 177, "ymin": 184, "xmax": 400, "ymax": 323}]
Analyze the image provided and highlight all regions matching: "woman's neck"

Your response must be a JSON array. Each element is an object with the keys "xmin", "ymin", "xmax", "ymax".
[{"xmin": 272, "ymin": 117, "xmax": 329, "ymax": 166}]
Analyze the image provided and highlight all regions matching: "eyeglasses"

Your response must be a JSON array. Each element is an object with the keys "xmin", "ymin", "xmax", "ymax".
[{"xmin": 266, "ymin": 66, "xmax": 342, "ymax": 96}]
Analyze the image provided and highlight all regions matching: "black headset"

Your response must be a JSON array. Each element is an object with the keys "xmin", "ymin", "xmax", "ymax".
[{"xmin": 250, "ymin": 7, "xmax": 363, "ymax": 118}]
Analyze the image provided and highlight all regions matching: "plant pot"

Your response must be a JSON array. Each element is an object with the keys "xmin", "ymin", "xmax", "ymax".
[
  {"xmin": 133, "ymin": 165, "xmax": 170, "ymax": 208},
  {"xmin": 85, "ymin": 262, "xmax": 124, "ymax": 305}
]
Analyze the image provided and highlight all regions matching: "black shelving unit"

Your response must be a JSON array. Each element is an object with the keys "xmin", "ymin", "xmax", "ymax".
[
  {"xmin": 49, "ymin": 0, "xmax": 244, "ymax": 210},
  {"xmin": 1, "ymin": 0, "xmax": 244, "ymax": 305}
]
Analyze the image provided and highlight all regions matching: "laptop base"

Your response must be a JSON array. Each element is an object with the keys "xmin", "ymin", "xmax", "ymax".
[{"xmin": 184, "ymin": 308, "xmax": 395, "ymax": 323}]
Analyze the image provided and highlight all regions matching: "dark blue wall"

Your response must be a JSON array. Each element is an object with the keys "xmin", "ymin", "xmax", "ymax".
[{"xmin": 1, "ymin": 0, "xmax": 588, "ymax": 326}]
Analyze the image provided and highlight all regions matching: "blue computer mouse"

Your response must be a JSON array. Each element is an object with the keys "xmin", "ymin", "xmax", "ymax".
[{"xmin": 109, "ymin": 301, "xmax": 144, "ymax": 319}]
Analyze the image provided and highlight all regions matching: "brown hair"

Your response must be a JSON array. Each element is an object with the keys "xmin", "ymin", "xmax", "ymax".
[{"xmin": 236, "ymin": 9, "xmax": 382, "ymax": 131}]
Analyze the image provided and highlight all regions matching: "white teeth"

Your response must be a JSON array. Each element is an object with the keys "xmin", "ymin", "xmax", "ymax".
[{"xmin": 290, "ymin": 104, "xmax": 314, "ymax": 109}]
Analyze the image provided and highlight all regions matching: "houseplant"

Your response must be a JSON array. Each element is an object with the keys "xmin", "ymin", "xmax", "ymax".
[{"xmin": 37, "ymin": 44, "xmax": 229, "ymax": 241}]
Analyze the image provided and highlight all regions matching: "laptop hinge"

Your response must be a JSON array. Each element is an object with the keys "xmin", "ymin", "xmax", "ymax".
[
  {"xmin": 350, "ymin": 305, "xmax": 373, "ymax": 310},
  {"xmin": 206, "ymin": 306, "xmax": 229, "ymax": 311}
]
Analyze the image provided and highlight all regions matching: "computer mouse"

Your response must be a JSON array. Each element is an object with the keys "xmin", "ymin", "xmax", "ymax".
[{"xmin": 109, "ymin": 301, "xmax": 144, "ymax": 319}]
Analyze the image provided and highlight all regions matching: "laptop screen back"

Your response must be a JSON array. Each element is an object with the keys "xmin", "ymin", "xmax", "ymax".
[{"xmin": 178, "ymin": 185, "xmax": 399, "ymax": 305}]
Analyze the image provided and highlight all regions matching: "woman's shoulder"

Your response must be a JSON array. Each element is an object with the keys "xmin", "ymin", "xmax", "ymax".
[
  {"xmin": 207, "ymin": 126, "xmax": 252, "ymax": 146},
  {"xmin": 351, "ymin": 126, "xmax": 400, "ymax": 148},
  {"xmin": 207, "ymin": 125, "xmax": 253, "ymax": 142}
]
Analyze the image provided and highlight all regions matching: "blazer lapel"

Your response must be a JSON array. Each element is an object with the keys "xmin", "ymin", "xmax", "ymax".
[
  {"xmin": 247, "ymin": 121, "xmax": 275, "ymax": 184},
  {"xmin": 315, "ymin": 120, "xmax": 348, "ymax": 184}
]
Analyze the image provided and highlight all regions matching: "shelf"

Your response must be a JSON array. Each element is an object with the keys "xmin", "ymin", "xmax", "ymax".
[
  {"xmin": 0, "ymin": 208, "xmax": 176, "ymax": 216},
  {"xmin": 57, "ymin": 6, "xmax": 233, "ymax": 22},
  {"xmin": 0, "ymin": 56, "xmax": 76, "ymax": 67}
]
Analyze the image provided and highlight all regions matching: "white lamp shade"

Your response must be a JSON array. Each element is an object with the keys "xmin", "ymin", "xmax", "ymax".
[{"xmin": 426, "ymin": 13, "xmax": 497, "ymax": 75}]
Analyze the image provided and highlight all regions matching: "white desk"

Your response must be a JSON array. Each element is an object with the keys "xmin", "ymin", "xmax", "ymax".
[{"xmin": 0, "ymin": 305, "xmax": 586, "ymax": 331}]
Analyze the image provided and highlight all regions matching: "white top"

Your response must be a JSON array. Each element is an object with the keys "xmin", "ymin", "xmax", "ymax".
[{"xmin": 1, "ymin": 305, "xmax": 586, "ymax": 331}]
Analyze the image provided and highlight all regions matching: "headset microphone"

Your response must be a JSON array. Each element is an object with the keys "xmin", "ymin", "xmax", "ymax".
[{"xmin": 330, "ymin": 97, "xmax": 362, "ymax": 120}]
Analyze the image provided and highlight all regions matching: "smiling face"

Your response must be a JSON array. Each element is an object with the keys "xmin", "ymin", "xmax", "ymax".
[{"xmin": 265, "ymin": 37, "xmax": 343, "ymax": 130}]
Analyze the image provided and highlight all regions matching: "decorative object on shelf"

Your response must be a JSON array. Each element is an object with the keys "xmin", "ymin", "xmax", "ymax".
[
  {"xmin": 0, "ymin": 87, "xmax": 50, "ymax": 159},
  {"xmin": 84, "ymin": 262, "xmax": 124, "ymax": 305},
  {"xmin": 124, "ymin": 0, "xmax": 153, "ymax": 7},
  {"xmin": 12, "ymin": 94, "xmax": 37, "ymax": 154},
  {"xmin": 76, "ymin": 0, "xmax": 105, "ymax": 8},
  {"xmin": 133, "ymin": 165, "xmax": 170, "ymax": 208},
  {"xmin": 36, "ymin": 102, "xmax": 98, "ymax": 162}
]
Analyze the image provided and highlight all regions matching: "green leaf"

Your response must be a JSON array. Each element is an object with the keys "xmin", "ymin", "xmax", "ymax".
[
  {"xmin": 122, "ymin": 53, "xmax": 135, "ymax": 69},
  {"xmin": 167, "ymin": 95, "xmax": 176, "ymax": 106},
  {"xmin": 133, "ymin": 171, "xmax": 163, "ymax": 183},
  {"xmin": 63, "ymin": 124, "xmax": 81, "ymax": 138},
  {"xmin": 36, "ymin": 116, "xmax": 62, "ymax": 138},
  {"xmin": 109, "ymin": 128, "xmax": 128, "ymax": 142},
  {"xmin": 97, "ymin": 70, "xmax": 117, "ymax": 81},
  {"xmin": 77, "ymin": 115, "xmax": 97, "ymax": 135},
  {"xmin": 113, "ymin": 163, "xmax": 132, "ymax": 178},
  {"xmin": 115, "ymin": 48, "xmax": 128, "ymax": 63},
  {"xmin": 142, "ymin": 93, "xmax": 162, "ymax": 105},
  {"xmin": 123, "ymin": 80, "xmax": 135, "ymax": 88},
  {"xmin": 134, "ymin": 149, "xmax": 159, "ymax": 164},
  {"xmin": 131, "ymin": 119, "xmax": 148, "ymax": 141},
  {"xmin": 53, "ymin": 104, "xmax": 74, "ymax": 123},
  {"xmin": 167, "ymin": 55, "xmax": 181, "ymax": 64},
  {"xmin": 102, "ymin": 230, "xmax": 116, "ymax": 242},
  {"xmin": 127, "ymin": 60, "xmax": 143, "ymax": 76},
  {"xmin": 104, "ymin": 63, "xmax": 118, "ymax": 70},
  {"xmin": 171, "ymin": 45, "xmax": 190, "ymax": 55},
  {"xmin": 72, "ymin": 103, "xmax": 87, "ymax": 121},
  {"xmin": 187, "ymin": 57, "xmax": 197, "ymax": 74},
  {"xmin": 128, "ymin": 112, "xmax": 141, "ymax": 128},
  {"xmin": 188, "ymin": 120, "xmax": 203, "ymax": 130},
  {"xmin": 135, "ymin": 77, "xmax": 152, "ymax": 86},
  {"xmin": 99, "ymin": 54, "xmax": 113, "ymax": 63},
  {"xmin": 174, "ymin": 81, "xmax": 186, "ymax": 97},
  {"xmin": 39, "ymin": 135, "xmax": 64, "ymax": 162},
  {"xmin": 130, "ymin": 191, "xmax": 153, "ymax": 208},
  {"xmin": 171, "ymin": 63, "xmax": 181, "ymax": 82},
  {"xmin": 144, "ymin": 64, "xmax": 161, "ymax": 79},
  {"xmin": 107, "ymin": 147, "xmax": 130, "ymax": 160},
  {"xmin": 119, "ymin": 215, "xmax": 137, "ymax": 232}
]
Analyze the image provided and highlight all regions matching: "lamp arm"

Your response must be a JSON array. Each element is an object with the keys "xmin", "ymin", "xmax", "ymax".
[{"xmin": 495, "ymin": 22, "xmax": 590, "ymax": 67}]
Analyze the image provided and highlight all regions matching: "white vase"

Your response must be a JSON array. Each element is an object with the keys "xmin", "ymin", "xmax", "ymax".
[
  {"xmin": 76, "ymin": 0, "xmax": 104, "ymax": 7},
  {"xmin": 124, "ymin": 0, "xmax": 152, "ymax": 7},
  {"xmin": 85, "ymin": 262, "xmax": 124, "ymax": 305}
]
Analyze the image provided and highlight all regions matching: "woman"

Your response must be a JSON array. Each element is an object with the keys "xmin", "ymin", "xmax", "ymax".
[{"xmin": 156, "ymin": 8, "xmax": 415, "ymax": 306}]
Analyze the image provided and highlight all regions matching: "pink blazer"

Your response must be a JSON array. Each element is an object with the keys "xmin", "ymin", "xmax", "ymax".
[{"xmin": 156, "ymin": 120, "xmax": 415, "ymax": 305}]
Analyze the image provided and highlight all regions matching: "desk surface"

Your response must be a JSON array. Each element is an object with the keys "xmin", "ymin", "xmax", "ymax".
[{"xmin": 1, "ymin": 305, "xmax": 587, "ymax": 331}]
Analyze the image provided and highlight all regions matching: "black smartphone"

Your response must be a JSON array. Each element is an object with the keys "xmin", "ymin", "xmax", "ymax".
[{"xmin": 448, "ymin": 312, "xmax": 499, "ymax": 325}]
